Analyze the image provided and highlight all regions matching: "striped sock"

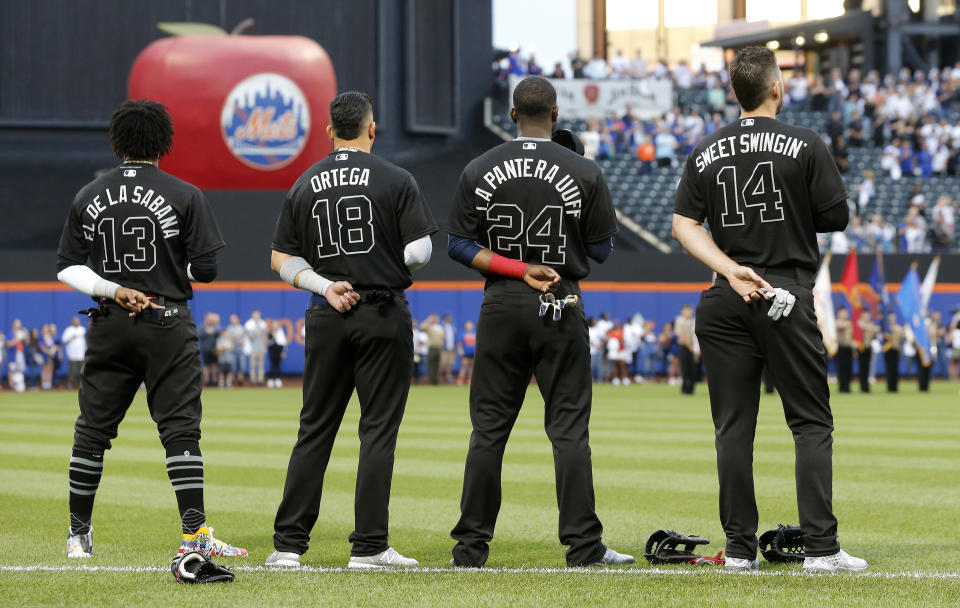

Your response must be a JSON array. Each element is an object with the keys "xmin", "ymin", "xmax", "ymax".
[
  {"xmin": 165, "ymin": 442, "xmax": 205, "ymax": 534},
  {"xmin": 68, "ymin": 450, "xmax": 103, "ymax": 535}
]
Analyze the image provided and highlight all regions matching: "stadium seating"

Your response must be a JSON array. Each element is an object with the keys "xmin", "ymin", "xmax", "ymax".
[{"xmin": 491, "ymin": 103, "xmax": 960, "ymax": 250}]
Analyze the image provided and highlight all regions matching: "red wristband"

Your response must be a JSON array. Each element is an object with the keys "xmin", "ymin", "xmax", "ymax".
[{"xmin": 488, "ymin": 253, "xmax": 528, "ymax": 280}]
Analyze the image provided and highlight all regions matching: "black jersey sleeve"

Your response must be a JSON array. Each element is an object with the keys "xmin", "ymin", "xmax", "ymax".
[
  {"xmin": 397, "ymin": 175, "xmax": 438, "ymax": 244},
  {"xmin": 807, "ymin": 136, "xmax": 848, "ymax": 212},
  {"xmin": 184, "ymin": 190, "xmax": 226, "ymax": 259},
  {"xmin": 447, "ymin": 168, "xmax": 482, "ymax": 240},
  {"xmin": 581, "ymin": 169, "xmax": 619, "ymax": 243},
  {"xmin": 271, "ymin": 190, "xmax": 302, "ymax": 256},
  {"xmin": 56, "ymin": 198, "xmax": 90, "ymax": 265},
  {"xmin": 672, "ymin": 155, "xmax": 706, "ymax": 222}
]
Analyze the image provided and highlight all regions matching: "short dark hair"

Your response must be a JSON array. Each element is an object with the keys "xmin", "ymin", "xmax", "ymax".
[
  {"xmin": 512, "ymin": 76, "xmax": 557, "ymax": 118},
  {"xmin": 330, "ymin": 91, "xmax": 373, "ymax": 140},
  {"xmin": 729, "ymin": 47, "xmax": 780, "ymax": 112},
  {"xmin": 108, "ymin": 99, "xmax": 174, "ymax": 160}
]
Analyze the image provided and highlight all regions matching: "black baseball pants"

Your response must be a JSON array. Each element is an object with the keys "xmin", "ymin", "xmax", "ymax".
[
  {"xmin": 451, "ymin": 279, "xmax": 606, "ymax": 567},
  {"xmin": 74, "ymin": 300, "xmax": 202, "ymax": 453},
  {"xmin": 695, "ymin": 273, "xmax": 840, "ymax": 560},
  {"xmin": 884, "ymin": 350, "xmax": 900, "ymax": 392},
  {"xmin": 678, "ymin": 345, "xmax": 696, "ymax": 394},
  {"xmin": 858, "ymin": 346, "xmax": 872, "ymax": 392},
  {"xmin": 273, "ymin": 292, "xmax": 413, "ymax": 557},
  {"xmin": 836, "ymin": 346, "xmax": 853, "ymax": 393}
]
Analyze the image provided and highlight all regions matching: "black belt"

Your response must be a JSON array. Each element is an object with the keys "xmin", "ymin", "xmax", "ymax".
[
  {"xmin": 79, "ymin": 296, "xmax": 185, "ymax": 320},
  {"xmin": 745, "ymin": 265, "xmax": 814, "ymax": 284},
  {"xmin": 309, "ymin": 287, "xmax": 400, "ymax": 311}
]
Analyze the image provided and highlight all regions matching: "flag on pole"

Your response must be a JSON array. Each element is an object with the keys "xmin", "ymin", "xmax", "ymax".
[
  {"xmin": 813, "ymin": 253, "xmax": 838, "ymax": 356},
  {"xmin": 920, "ymin": 256, "xmax": 940, "ymax": 317},
  {"xmin": 898, "ymin": 264, "xmax": 931, "ymax": 366},
  {"xmin": 869, "ymin": 246, "xmax": 889, "ymax": 334},
  {"xmin": 840, "ymin": 249, "xmax": 862, "ymax": 345}
]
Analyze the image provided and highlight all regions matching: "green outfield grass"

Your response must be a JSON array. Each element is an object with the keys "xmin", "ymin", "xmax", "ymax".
[{"xmin": 1, "ymin": 382, "xmax": 958, "ymax": 606}]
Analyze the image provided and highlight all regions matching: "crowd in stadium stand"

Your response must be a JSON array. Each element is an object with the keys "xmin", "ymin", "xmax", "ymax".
[
  {"xmin": 6, "ymin": 303, "xmax": 960, "ymax": 391},
  {"xmin": 498, "ymin": 48, "xmax": 960, "ymax": 253}
]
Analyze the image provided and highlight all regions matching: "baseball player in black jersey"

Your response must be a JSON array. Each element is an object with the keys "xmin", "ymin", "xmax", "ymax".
[
  {"xmin": 266, "ymin": 91, "xmax": 436, "ymax": 569},
  {"xmin": 671, "ymin": 47, "xmax": 866, "ymax": 573},
  {"xmin": 446, "ymin": 77, "xmax": 633, "ymax": 568},
  {"xmin": 56, "ymin": 100, "xmax": 246, "ymax": 559}
]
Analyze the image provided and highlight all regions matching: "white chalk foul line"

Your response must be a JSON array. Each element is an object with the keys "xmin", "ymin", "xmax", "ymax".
[{"xmin": 2, "ymin": 565, "xmax": 959, "ymax": 580}]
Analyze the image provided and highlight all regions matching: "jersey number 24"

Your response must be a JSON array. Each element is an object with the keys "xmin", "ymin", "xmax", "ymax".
[
  {"xmin": 486, "ymin": 204, "xmax": 566, "ymax": 264},
  {"xmin": 717, "ymin": 161, "xmax": 785, "ymax": 227}
]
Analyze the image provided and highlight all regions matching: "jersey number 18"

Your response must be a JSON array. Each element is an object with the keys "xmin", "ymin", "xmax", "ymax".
[{"xmin": 312, "ymin": 195, "xmax": 376, "ymax": 258}]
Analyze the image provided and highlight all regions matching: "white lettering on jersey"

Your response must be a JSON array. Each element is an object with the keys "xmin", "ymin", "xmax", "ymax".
[
  {"xmin": 475, "ymin": 157, "xmax": 582, "ymax": 218},
  {"xmin": 310, "ymin": 167, "xmax": 371, "ymax": 193},
  {"xmin": 694, "ymin": 132, "xmax": 807, "ymax": 174}
]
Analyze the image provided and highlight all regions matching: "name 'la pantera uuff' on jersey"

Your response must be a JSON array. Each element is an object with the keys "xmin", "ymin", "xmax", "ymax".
[
  {"xmin": 81, "ymin": 185, "xmax": 180, "ymax": 241},
  {"xmin": 474, "ymin": 157, "xmax": 583, "ymax": 218},
  {"xmin": 694, "ymin": 131, "xmax": 810, "ymax": 174}
]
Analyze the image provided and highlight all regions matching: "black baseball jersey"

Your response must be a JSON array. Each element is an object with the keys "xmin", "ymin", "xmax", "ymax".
[
  {"xmin": 448, "ymin": 139, "xmax": 618, "ymax": 281},
  {"xmin": 673, "ymin": 116, "xmax": 847, "ymax": 273},
  {"xmin": 272, "ymin": 148, "xmax": 437, "ymax": 290},
  {"xmin": 57, "ymin": 163, "xmax": 225, "ymax": 301}
]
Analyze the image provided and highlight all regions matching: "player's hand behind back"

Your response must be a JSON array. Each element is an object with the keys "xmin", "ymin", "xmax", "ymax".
[
  {"xmin": 724, "ymin": 266, "xmax": 774, "ymax": 303},
  {"xmin": 113, "ymin": 287, "xmax": 164, "ymax": 317},
  {"xmin": 523, "ymin": 265, "xmax": 561, "ymax": 293},
  {"xmin": 324, "ymin": 281, "xmax": 361, "ymax": 313}
]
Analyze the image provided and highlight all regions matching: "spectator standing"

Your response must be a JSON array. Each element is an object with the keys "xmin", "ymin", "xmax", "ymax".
[
  {"xmin": 654, "ymin": 128, "xmax": 677, "ymax": 167},
  {"xmin": 550, "ymin": 62, "xmax": 565, "ymax": 79},
  {"xmin": 674, "ymin": 304, "xmax": 697, "ymax": 394},
  {"xmin": 457, "ymin": 321, "xmax": 476, "ymax": 385},
  {"xmin": 580, "ymin": 120, "xmax": 601, "ymax": 160},
  {"xmin": 225, "ymin": 314, "xmax": 247, "ymax": 385},
  {"xmin": 198, "ymin": 313, "xmax": 220, "ymax": 387},
  {"xmin": 40, "ymin": 324, "xmax": 61, "ymax": 390},
  {"xmin": 835, "ymin": 308, "xmax": 854, "ymax": 393},
  {"xmin": 61, "ymin": 317, "xmax": 87, "ymax": 389},
  {"xmin": 423, "ymin": 314, "xmax": 444, "ymax": 385},
  {"xmin": 25, "ymin": 328, "xmax": 43, "ymax": 389},
  {"xmin": 245, "ymin": 310, "xmax": 268, "ymax": 387},
  {"xmin": 216, "ymin": 330, "xmax": 235, "ymax": 388},
  {"xmin": 587, "ymin": 318, "xmax": 605, "ymax": 382},
  {"xmin": 788, "ymin": 71, "xmax": 809, "ymax": 106},
  {"xmin": 6, "ymin": 320, "xmax": 28, "ymax": 392},
  {"xmin": 609, "ymin": 49, "xmax": 629, "ymax": 78},
  {"xmin": 441, "ymin": 314, "xmax": 457, "ymax": 384},
  {"xmin": 267, "ymin": 320, "xmax": 287, "ymax": 388},
  {"xmin": 412, "ymin": 320, "xmax": 429, "ymax": 384},
  {"xmin": 606, "ymin": 323, "xmax": 630, "ymax": 386},
  {"xmin": 629, "ymin": 49, "xmax": 647, "ymax": 79},
  {"xmin": 527, "ymin": 55, "xmax": 543, "ymax": 76},
  {"xmin": 856, "ymin": 170, "xmax": 875, "ymax": 215}
]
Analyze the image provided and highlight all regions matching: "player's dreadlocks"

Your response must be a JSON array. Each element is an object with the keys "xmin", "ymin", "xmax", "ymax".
[
  {"xmin": 108, "ymin": 99, "xmax": 174, "ymax": 161},
  {"xmin": 330, "ymin": 91, "xmax": 373, "ymax": 140},
  {"xmin": 512, "ymin": 76, "xmax": 557, "ymax": 118},
  {"xmin": 729, "ymin": 46, "xmax": 781, "ymax": 112}
]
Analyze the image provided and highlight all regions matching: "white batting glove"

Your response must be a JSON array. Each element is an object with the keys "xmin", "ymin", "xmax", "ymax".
[{"xmin": 763, "ymin": 287, "xmax": 796, "ymax": 321}]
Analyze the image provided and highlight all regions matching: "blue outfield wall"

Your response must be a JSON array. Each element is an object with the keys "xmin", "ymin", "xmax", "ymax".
[{"xmin": 2, "ymin": 284, "xmax": 959, "ymax": 377}]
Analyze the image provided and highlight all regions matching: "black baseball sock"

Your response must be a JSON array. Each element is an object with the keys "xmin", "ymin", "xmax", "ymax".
[
  {"xmin": 164, "ymin": 441, "xmax": 206, "ymax": 534},
  {"xmin": 68, "ymin": 449, "xmax": 103, "ymax": 535}
]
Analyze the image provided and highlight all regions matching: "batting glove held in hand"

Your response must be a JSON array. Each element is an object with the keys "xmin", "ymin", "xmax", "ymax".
[{"xmin": 764, "ymin": 288, "xmax": 796, "ymax": 321}]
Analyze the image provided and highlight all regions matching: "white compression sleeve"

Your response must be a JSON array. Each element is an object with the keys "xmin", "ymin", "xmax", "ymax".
[
  {"xmin": 57, "ymin": 265, "xmax": 120, "ymax": 299},
  {"xmin": 403, "ymin": 235, "xmax": 433, "ymax": 272},
  {"xmin": 278, "ymin": 256, "xmax": 332, "ymax": 295}
]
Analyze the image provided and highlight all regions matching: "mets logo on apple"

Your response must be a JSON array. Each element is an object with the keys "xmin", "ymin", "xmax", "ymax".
[{"xmin": 221, "ymin": 72, "xmax": 310, "ymax": 170}]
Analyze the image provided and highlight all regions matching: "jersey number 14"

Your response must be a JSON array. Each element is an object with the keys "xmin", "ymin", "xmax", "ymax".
[{"xmin": 717, "ymin": 161, "xmax": 785, "ymax": 227}]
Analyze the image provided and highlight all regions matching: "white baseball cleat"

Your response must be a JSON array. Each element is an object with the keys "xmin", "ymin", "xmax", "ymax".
[
  {"xmin": 803, "ymin": 549, "xmax": 868, "ymax": 573},
  {"xmin": 66, "ymin": 527, "xmax": 93, "ymax": 558},
  {"xmin": 724, "ymin": 556, "xmax": 759, "ymax": 571},
  {"xmin": 265, "ymin": 550, "xmax": 302, "ymax": 567},
  {"xmin": 347, "ymin": 547, "xmax": 419, "ymax": 569},
  {"xmin": 588, "ymin": 547, "xmax": 635, "ymax": 566}
]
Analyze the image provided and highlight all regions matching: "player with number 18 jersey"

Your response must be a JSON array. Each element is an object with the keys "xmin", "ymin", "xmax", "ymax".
[{"xmin": 268, "ymin": 91, "xmax": 436, "ymax": 570}]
